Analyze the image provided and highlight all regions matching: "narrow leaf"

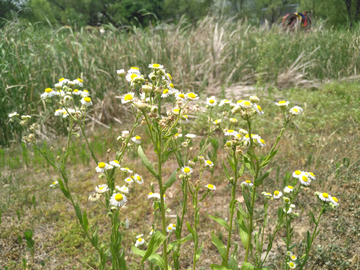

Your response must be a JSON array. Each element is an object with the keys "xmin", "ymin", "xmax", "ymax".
[
  {"xmin": 141, "ymin": 231, "xmax": 166, "ymax": 263},
  {"xmin": 163, "ymin": 170, "xmax": 177, "ymax": 191},
  {"xmin": 254, "ymin": 168, "xmax": 273, "ymax": 187},
  {"xmin": 82, "ymin": 210, "xmax": 88, "ymax": 231},
  {"xmin": 211, "ymin": 231, "xmax": 227, "ymax": 263},
  {"xmin": 208, "ymin": 214, "xmax": 230, "ymax": 231},
  {"xmin": 138, "ymin": 145, "xmax": 158, "ymax": 179}
]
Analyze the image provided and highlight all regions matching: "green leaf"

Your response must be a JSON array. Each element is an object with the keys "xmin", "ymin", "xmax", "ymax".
[
  {"xmin": 138, "ymin": 145, "xmax": 158, "ymax": 179},
  {"xmin": 82, "ymin": 210, "xmax": 88, "ymax": 231},
  {"xmin": 57, "ymin": 178, "xmax": 70, "ymax": 199},
  {"xmin": 237, "ymin": 213, "xmax": 249, "ymax": 249},
  {"xmin": 195, "ymin": 241, "xmax": 204, "ymax": 262},
  {"xmin": 210, "ymin": 264, "xmax": 233, "ymax": 270},
  {"xmin": 132, "ymin": 246, "xmax": 166, "ymax": 268},
  {"xmin": 167, "ymin": 233, "xmax": 193, "ymax": 253},
  {"xmin": 161, "ymin": 147, "xmax": 179, "ymax": 164},
  {"xmin": 163, "ymin": 170, "xmax": 177, "ymax": 191},
  {"xmin": 208, "ymin": 214, "xmax": 230, "ymax": 231},
  {"xmin": 74, "ymin": 202, "xmax": 82, "ymax": 224},
  {"xmin": 222, "ymin": 161, "xmax": 233, "ymax": 182},
  {"xmin": 237, "ymin": 202, "xmax": 249, "ymax": 219},
  {"xmin": 186, "ymin": 222, "xmax": 198, "ymax": 247},
  {"xmin": 306, "ymin": 231, "xmax": 311, "ymax": 248},
  {"xmin": 238, "ymin": 164, "xmax": 245, "ymax": 177},
  {"xmin": 260, "ymin": 149, "xmax": 279, "ymax": 168},
  {"xmin": 254, "ymin": 168, "xmax": 273, "ymax": 187},
  {"xmin": 227, "ymin": 155, "xmax": 236, "ymax": 171},
  {"xmin": 175, "ymin": 150, "xmax": 184, "ymax": 167},
  {"xmin": 211, "ymin": 231, "xmax": 227, "ymax": 263},
  {"xmin": 141, "ymin": 231, "xmax": 167, "ymax": 263},
  {"xmin": 91, "ymin": 226, "xmax": 99, "ymax": 247},
  {"xmin": 228, "ymin": 242, "xmax": 239, "ymax": 270},
  {"xmin": 241, "ymin": 262, "xmax": 259, "ymax": 270},
  {"xmin": 309, "ymin": 211, "xmax": 316, "ymax": 224}
]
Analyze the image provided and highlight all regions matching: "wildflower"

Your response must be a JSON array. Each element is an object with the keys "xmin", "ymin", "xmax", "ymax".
[
  {"xmin": 231, "ymin": 105, "xmax": 241, "ymax": 114},
  {"xmin": 307, "ymin": 172, "xmax": 316, "ymax": 180},
  {"xmin": 239, "ymin": 129, "xmax": 248, "ymax": 135},
  {"xmin": 150, "ymin": 229, "xmax": 155, "ymax": 235},
  {"xmin": 299, "ymin": 175, "xmax": 311, "ymax": 186},
  {"xmin": 188, "ymin": 160, "xmax": 196, "ymax": 168},
  {"xmin": 50, "ymin": 181, "xmax": 58, "ymax": 188},
  {"xmin": 290, "ymin": 204, "xmax": 296, "ymax": 208},
  {"xmin": 284, "ymin": 186, "xmax": 293, "ymax": 193},
  {"xmin": 182, "ymin": 166, "xmax": 193, "ymax": 175},
  {"xmin": 318, "ymin": 192, "xmax": 332, "ymax": 202},
  {"xmin": 110, "ymin": 160, "xmax": 121, "ymax": 167},
  {"xmin": 181, "ymin": 115, "xmax": 189, "ymax": 123},
  {"xmin": 225, "ymin": 141, "xmax": 233, "ymax": 147},
  {"xmin": 122, "ymin": 130, "xmax": 130, "ymax": 138},
  {"xmin": 126, "ymin": 73, "xmax": 141, "ymax": 83},
  {"xmin": 149, "ymin": 63, "xmax": 164, "ymax": 69},
  {"xmin": 148, "ymin": 192, "xmax": 160, "ymax": 199},
  {"xmin": 81, "ymin": 90, "xmax": 90, "ymax": 97},
  {"xmin": 161, "ymin": 89, "xmax": 171, "ymax": 98},
  {"xmin": 330, "ymin": 196, "xmax": 339, "ymax": 206},
  {"xmin": 21, "ymin": 115, "xmax": 31, "ymax": 120},
  {"xmin": 206, "ymin": 96, "xmax": 217, "ymax": 106},
  {"xmin": 262, "ymin": 192, "xmax": 272, "ymax": 199},
  {"xmin": 81, "ymin": 97, "xmax": 93, "ymax": 106},
  {"xmin": 174, "ymin": 133, "xmax": 182, "ymax": 139},
  {"xmin": 185, "ymin": 134, "xmax": 196, "ymax": 139},
  {"xmin": 283, "ymin": 197, "xmax": 291, "ymax": 204},
  {"xmin": 181, "ymin": 142, "xmax": 188, "ymax": 148},
  {"xmin": 250, "ymin": 96, "xmax": 260, "ymax": 103},
  {"xmin": 116, "ymin": 185, "xmax": 130, "ymax": 194},
  {"xmin": 258, "ymin": 138, "xmax": 266, "ymax": 147},
  {"xmin": 219, "ymin": 99, "xmax": 231, "ymax": 106},
  {"xmin": 122, "ymin": 92, "xmax": 135, "ymax": 104},
  {"xmin": 136, "ymin": 234, "xmax": 144, "ymax": 238},
  {"xmin": 224, "ymin": 129, "xmax": 238, "ymax": 136},
  {"xmin": 242, "ymin": 180, "xmax": 253, "ymax": 187},
  {"xmin": 290, "ymin": 254, "xmax": 297, "ymax": 261},
  {"xmin": 166, "ymin": 225, "xmax": 175, "ymax": 233},
  {"xmin": 185, "ymin": 92, "xmax": 199, "ymax": 101},
  {"xmin": 9, "ymin": 112, "xmax": 19, "ymax": 118},
  {"xmin": 125, "ymin": 177, "xmax": 134, "ymax": 184},
  {"xmin": 230, "ymin": 118, "xmax": 238, "ymax": 124},
  {"xmin": 167, "ymin": 82, "xmax": 175, "ymax": 89},
  {"xmin": 292, "ymin": 170, "xmax": 304, "ymax": 179},
  {"xmin": 110, "ymin": 193, "xmax": 127, "ymax": 207},
  {"xmin": 121, "ymin": 167, "xmax": 133, "ymax": 174},
  {"xmin": 205, "ymin": 160, "xmax": 214, "ymax": 167},
  {"xmin": 198, "ymin": 156, "xmax": 205, "ymax": 161},
  {"xmin": 95, "ymin": 184, "xmax": 110, "ymax": 193},
  {"xmin": 88, "ymin": 192, "xmax": 101, "ymax": 202},
  {"xmin": 286, "ymin": 251, "xmax": 293, "ymax": 256},
  {"xmin": 273, "ymin": 190, "xmax": 283, "ymax": 199},
  {"xmin": 117, "ymin": 69, "xmax": 125, "ymax": 77},
  {"xmin": 127, "ymin": 67, "xmax": 141, "ymax": 75},
  {"xmin": 275, "ymin": 100, "xmax": 289, "ymax": 108},
  {"xmin": 287, "ymin": 262, "xmax": 296, "ymax": 269},
  {"xmin": 283, "ymin": 208, "xmax": 292, "ymax": 214},
  {"xmin": 73, "ymin": 89, "xmax": 82, "ymax": 95},
  {"xmin": 134, "ymin": 237, "xmax": 145, "ymax": 247},
  {"xmin": 132, "ymin": 136, "xmax": 142, "ymax": 144},
  {"xmin": 133, "ymin": 174, "xmax": 144, "ymax": 185},
  {"xmin": 176, "ymin": 92, "xmax": 186, "ymax": 101},
  {"xmin": 254, "ymin": 104, "xmax": 264, "ymax": 115},
  {"xmin": 206, "ymin": 184, "xmax": 216, "ymax": 190},
  {"xmin": 289, "ymin": 106, "xmax": 303, "ymax": 116},
  {"xmin": 213, "ymin": 119, "xmax": 222, "ymax": 125},
  {"xmin": 95, "ymin": 162, "xmax": 109, "ymax": 173},
  {"xmin": 240, "ymin": 100, "xmax": 253, "ymax": 109}
]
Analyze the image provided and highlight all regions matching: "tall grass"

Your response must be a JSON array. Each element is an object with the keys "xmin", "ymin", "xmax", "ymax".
[{"xmin": 1, "ymin": 16, "xmax": 360, "ymax": 145}]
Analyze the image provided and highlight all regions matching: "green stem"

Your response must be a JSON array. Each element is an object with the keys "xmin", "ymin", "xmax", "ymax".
[
  {"xmin": 78, "ymin": 123, "xmax": 98, "ymax": 164},
  {"xmin": 192, "ymin": 187, "xmax": 199, "ymax": 270}
]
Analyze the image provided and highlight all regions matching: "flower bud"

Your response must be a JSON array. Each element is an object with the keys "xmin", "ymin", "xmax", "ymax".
[
  {"xmin": 155, "ymin": 87, "xmax": 162, "ymax": 93},
  {"xmin": 134, "ymin": 102, "xmax": 148, "ymax": 111},
  {"xmin": 231, "ymin": 105, "xmax": 241, "ymax": 114},
  {"xmin": 142, "ymin": 85, "xmax": 152, "ymax": 93},
  {"xmin": 225, "ymin": 141, "xmax": 233, "ymax": 147},
  {"xmin": 188, "ymin": 160, "xmax": 195, "ymax": 168},
  {"xmin": 117, "ymin": 69, "xmax": 125, "ymax": 77},
  {"xmin": 250, "ymin": 96, "xmax": 260, "ymax": 103}
]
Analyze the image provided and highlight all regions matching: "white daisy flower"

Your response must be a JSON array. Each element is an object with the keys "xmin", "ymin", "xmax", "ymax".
[
  {"xmin": 283, "ymin": 208, "xmax": 292, "ymax": 214},
  {"xmin": 122, "ymin": 130, "xmax": 130, "ymax": 138},
  {"xmin": 307, "ymin": 172, "xmax": 316, "ymax": 180},
  {"xmin": 258, "ymin": 138, "xmax": 266, "ymax": 147},
  {"xmin": 176, "ymin": 92, "xmax": 186, "ymax": 101},
  {"xmin": 148, "ymin": 192, "xmax": 160, "ymax": 199},
  {"xmin": 219, "ymin": 99, "xmax": 231, "ymax": 106},
  {"xmin": 88, "ymin": 192, "xmax": 101, "ymax": 202},
  {"xmin": 9, "ymin": 112, "xmax": 19, "ymax": 118},
  {"xmin": 286, "ymin": 251, "xmax": 293, "ymax": 256},
  {"xmin": 121, "ymin": 167, "xmax": 133, "ymax": 174},
  {"xmin": 117, "ymin": 69, "xmax": 125, "ymax": 76},
  {"xmin": 73, "ymin": 78, "xmax": 83, "ymax": 87},
  {"xmin": 81, "ymin": 97, "xmax": 93, "ymax": 106},
  {"xmin": 148, "ymin": 63, "xmax": 164, "ymax": 69},
  {"xmin": 150, "ymin": 229, "xmax": 155, "ymax": 235},
  {"xmin": 283, "ymin": 197, "xmax": 291, "ymax": 204},
  {"xmin": 116, "ymin": 185, "xmax": 130, "ymax": 194},
  {"xmin": 54, "ymin": 83, "xmax": 62, "ymax": 89},
  {"xmin": 166, "ymin": 224, "xmax": 175, "ymax": 233},
  {"xmin": 126, "ymin": 73, "xmax": 141, "ymax": 83},
  {"xmin": 290, "ymin": 254, "xmax": 297, "ymax": 261},
  {"xmin": 235, "ymin": 134, "xmax": 243, "ymax": 141},
  {"xmin": 262, "ymin": 192, "xmax": 272, "ymax": 199},
  {"xmin": 318, "ymin": 192, "xmax": 332, "ymax": 202},
  {"xmin": 299, "ymin": 175, "xmax": 311, "ymax": 186},
  {"xmin": 330, "ymin": 196, "xmax": 339, "ymax": 206},
  {"xmin": 122, "ymin": 92, "xmax": 135, "ymax": 104},
  {"xmin": 289, "ymin": 106, "xmax": 303, "ymax": 115},
  {"xmin": 254, "ymin": 104, "xmax": 264, "ymax": 115},
  {"xmin": 250, "ymin": 96, "xmax": 260, "ymax": 103},
  {"xmin": 205, "ymin": 184, "xmax": 216, "ymax": 190},
  {"xmin": 136, "ymin": 234, "xmax": 144, "ymax": 239},
  {"xmin": 224, "ymin": 129, "xmax": 238, "ymax": 136},
  {"xmin": 62, "ymin": 110, "xmax": 69, "ymax": 118},
  {"xmin": 205, "ymin": 160, "xmax": 214, "ymax": 167},
  {"xmin": 284, "ymin": 185, "xmax": 294, "ymax": 193},
  {"xmin": 273, "ymin": 190, "xmax": 283, "ymax": 199},
  {"xmin": 239, "ymin": 129, "xmax": 248, "ymax": 135},
  {"xmin": 161, "ymin": 89, "xmax": 171, "ymax": 98},
  {"xmin": 133, "ymin": 174, "xmax": 144, "ymax": 185},
  {"xmin": 185, "ymin": 134, "xmax": 196, "ymax": 139},
  {"xmin": 230, "ymin": 118, "xmax": 238, "ymax": 124},
  {"xmin": 174, "ymin": 133, "xmax": 182, "ymax": 139},
  {"xmin": 21, "ymin": 115, "xmax": 31, "ymax": 120},
  {"xmin": 50, "ymin": 181, "xmax": 58, "ymax": 188},
  {"xmin": 125, "ymin": 177, "xmax": 134, "ymax": 184},
  {"xmin": 206, "ymin": 96, "xmax": 217, "ymax": 107},
  {"xmin": 110, "ymin": 160, "xmax": 121, "ymax": 167},
  {"xmin": 131, "ymin": 136, "xmax": 142, "ymax": 144},
  {"xmin": 181, "ymin": 115, "xmax": 189, "ymax": 123},
  {"xmin": 127, "ymin": 67, "xmax": 141, "ymax": 75},
  {"xmin": 95, "ymin": 184, "xmax": 110, "ymax": 193},
  {"xmin": 167, "ymin": 82, "xmax": 175, "ymax": 90},
  {"xmin": 198, "ymin": 156, "xmax": 205, "ymax": 161},
  {"xmin": 287, "ymin": 262, "xmax": 296, "ymax": 269},
  {"xmin": 185, "ymin": 92, "xmax": 199, "ymax": 101},
  {"xmin": 242, "ymin": 180, "xmax": 253, "ymax": 187},
  {"xmin": 95, "ymin": 162, "xmax": 108, "ymax": 173},
  {"xmin": 290, "ymin": 204, "xmax": 296, "ymax": 208},
  {"xmin": 240, "ymin": 100, "xmax": 253, "ymax": 109},
  {"xmin": 292, "ymin": 170, "xmax": 304, "ymax": 179},
  {"xmin": 275, "ymin": 100, "xmax": 289, "ymax": 108},
  {"xmin": 182, "ymin": 166, "xmax": 193, "ymax": 175},
  {"xmin": 213, "ymin": 119, "xmax": 221, "ymax": 125},
  {"xmin": 110, "ymin": 193, "xmax": 127, "ymax": 207}
]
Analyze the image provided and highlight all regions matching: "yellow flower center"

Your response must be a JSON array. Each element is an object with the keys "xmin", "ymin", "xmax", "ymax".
[
  {"xmin": 332, "ymin": 197, "xmax": 338, "ymax": 202},
  {"xmin": 45, "ymin": 88, "xmax": 53, "ymax": 93},
  {"xmin": 227, "ymin": 130, "xmax": 234, "ymax": 133},
  {"xmin": 288, "ymin": 186, "xmax": 293, "ymax": 189},
  {"xmin": 237, "ymin": 99, "xmax": 244, "ymax": 103},
  {"xmin": 59, "ymin": 78, "xmax": 65, "ymax": 81},
  {"xmin": 291, "ymin": 255, "xmax": 296, "ymax": 260},
  {"xmin": 279, "ymin": 101, "xmax": 286, "ymax": 104},
  {"xmin": 83, "ymin": 90, "xmax": 89, "ymax": 93},
  {"xmin": 167, "ymin": 73, "xmax": 172, "ymax": 80},
  {"xmin": 115, "ymin": 194, "xmax": 123, "ymax": 201},
  {"xmin": 113, "ymin": 160, "xmax": 119, "ymax": 164},
  {"xmin": 136, "ymin": 176, "xmax": 142, "ymax": 181},
  {"xmin": 187, "ymin": 93, "xmax": 196, "ymax": 99},
  {"xmin": 293, "ymin": 108, "xmax": 299, "ymax": 113},
  {"xmin": 74, "ymin": 89, "xmax": 78, "ymax": 92},
  {"xmin": 184, "ymin": 167, "xmax": 191, "ymax": 173},
  {"xmin": 52, "ymin": 182, "xmax": 56, "ymax": 185},
  {"xmin": 284, "ymin": 198, "xmax": 290, "ymax": 203},
  {"xmin": 99, "ymin": 187, "xmax": 104, "ymax": 190},
  {"xmin": 99, "ymin": 162, "xmax": 106, "ymax": 168},
  {"xmin": 138, "ymin": 238, "xmax": 143, "ymax": 242},
  {"xmin": 84, "ymin": 97, "xmax": 91, "ymax": 103},
  {"xmin": 131, "ymin": 67, "xmax": 139, "ymax": 70},
  {"xmin": 310, "ymin": 172, "xmax": 315, "ymax": 177},
  {"xmin": 169, "ymin": 83, "xmax": 174, "ymax": 88},
  {"xmin": 135, "ymin": 136, "xmax": 141, "ymax": 140},
  {"xmin": 152, "ymin": 64, "xmax": 160, "ymax": 68},
  {"xmin": 172, "ymin": 224, "xmax": 176, "ymax": 227},
  {"xmin": 274, "ymin": 190, "xmax": 279, "ymax": 196},
  {"xmin": 243, "ymin": 101, "xmax": 251, "ymax": 106},
  {"xmin": 173, "ymin": 109, "xmax": 179, "ymax": 113},
  {"xmin": 289, "ymin": 262, "xmax": 295, "ymax": 267},
  {"xmin": 246, "ymin": 180, "xmax": 251, "ymax": 184},
  {"xmin": 302, "ymin": 176, "xmax": 308, "ymax": 182},
  {"xmin": 124, "ymin": 94, "xmax": 133, "ymax": 101},
  {"xmin": 175, "ymin": 133, "xmax": 179, "ymax": 137},
  {"xmin": 209, "ymin": 99, "xmax": 215, "ymax": 104},
  {"xmin": 208, "ymin": 184, "xmax": 214, "ymax": 189},
  {"xmin": 168, "ymin": 226, "xmax": 172, "ymax": 230},
  {"xmin": 163, "ymin": 89, "xmax": 169, "ymax": 94},
  {"xmin": 322, "ymin": 193, "xmax": 329, "ymax": 198},
  {"xmin": 294, "ymin": 170, "xmax": 301, "ymax": 175},
  {"xmin": 77, "ymin": 78, "xmax": 83, "ymax": 82},
  {"xmin": 260, "ymin": 139, "xmax": 265, "ymax": 144},
  {"xmin": 182, "ymin": 115, "xmax": 188, "ymax": 119},
  {"xmin": 130, "ymin": 74, "xmax": 138, "ymax": 79},
  {"xmin": 149, "ymin": 192, "xmax": 153, "ymax": 195},
  {"xmin": 206, "ymin": 160, "xmax": 212, "ymax": 165},
  {"xmin": 257, "ymin": 105, "xmax": 262, "ymax": 111},
  {"xmin": 198, "ymin": 156, "xmax": 203, "ymax": 159},
  {"xmin": 179, "ymin": 93, "xmax": 184, "ymax": 98}
]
